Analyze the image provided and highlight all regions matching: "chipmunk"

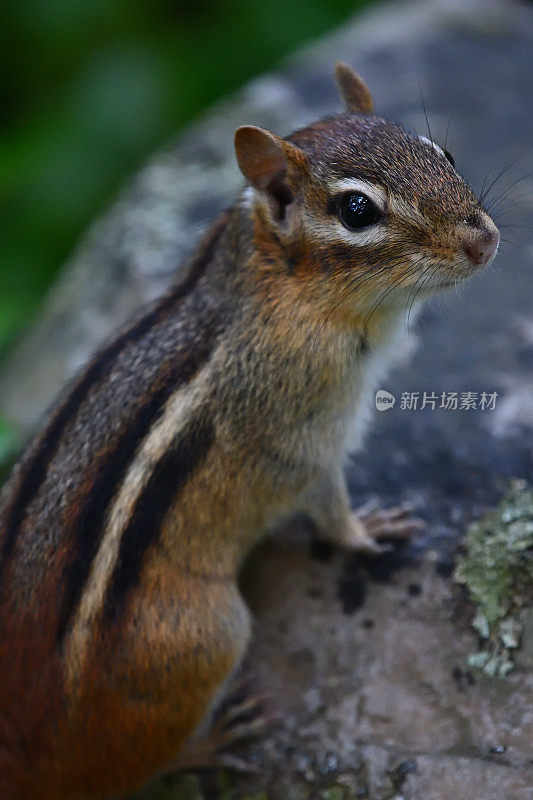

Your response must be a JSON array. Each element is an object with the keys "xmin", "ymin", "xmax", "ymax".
[{"xmin": 0, "ymin": 63, "xmax": 499, "ymax": 799}]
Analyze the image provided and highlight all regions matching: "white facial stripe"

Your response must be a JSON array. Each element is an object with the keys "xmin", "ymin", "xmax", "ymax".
[
  {"xmin": 331, "ymin": 221, "xmax": 388, "ymax": 246},
  {"xmin": 418, "ymin": 135, "xmax": 445, "ymax": 158},
  {"xmin": 305, "ymin": 216, "xmax": 388, "ymax": 247},
  {"xmin": 327, "ymin": 179, "xmax": 387, "ymax": 212}
]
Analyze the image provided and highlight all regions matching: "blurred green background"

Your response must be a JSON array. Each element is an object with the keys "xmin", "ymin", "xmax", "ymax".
[{"xmin": 0, "ymin": 0, "xmax": 370, "ymax": 365}]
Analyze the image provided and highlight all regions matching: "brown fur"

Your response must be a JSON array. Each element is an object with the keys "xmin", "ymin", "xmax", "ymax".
[{"xmin": 0, "ymin": 65, "xmax": 499, "ymax": 798}]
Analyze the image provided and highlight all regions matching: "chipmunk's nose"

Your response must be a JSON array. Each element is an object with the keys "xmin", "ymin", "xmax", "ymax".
[{"xmin": 461, "ymin": 216, "xmax": 500, "ymax": 266}]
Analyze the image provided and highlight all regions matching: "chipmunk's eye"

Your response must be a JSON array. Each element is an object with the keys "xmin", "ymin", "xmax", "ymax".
[
  {"xmin": 443, "ymin": 149, "xmax": 455, "ymax": 167},
  {"xmin": 337, "ymin": 192, "xmax": 382, "ymax": 231}
]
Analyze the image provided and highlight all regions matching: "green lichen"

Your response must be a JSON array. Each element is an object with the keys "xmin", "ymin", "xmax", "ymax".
[
  {"xmin": 0, "ymin": 416, "xmax": 21, "ymax": 487},
  {"xmin": 454, "ymin": 480, "xmax": 533, "ymax": 677},
  {"xmin": 321, "ymin": 787, "xmax": 349, "ymax": 800}
]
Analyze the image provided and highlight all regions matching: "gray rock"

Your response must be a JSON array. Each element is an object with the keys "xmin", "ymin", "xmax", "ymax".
[{"xmin": 1, "ymin": 0, "xmax": 532, "ymax": 797}]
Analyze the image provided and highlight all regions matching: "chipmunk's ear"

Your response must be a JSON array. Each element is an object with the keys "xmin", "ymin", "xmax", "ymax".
[
  {"xmin": 234, "ymin": 125, "xmax": 308, "ymax": 220},
  {"xmin": 335, "ymin": 62, "xmax": 374, "ymax": 114}
]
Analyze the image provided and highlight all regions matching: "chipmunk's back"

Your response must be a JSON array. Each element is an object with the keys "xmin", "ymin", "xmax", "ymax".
[{"xmin": 0, "ymin": 217, "xmax": 230, "ymax": 798}]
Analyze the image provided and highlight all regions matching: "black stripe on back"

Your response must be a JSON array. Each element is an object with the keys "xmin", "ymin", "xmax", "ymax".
[
  {"xmin": 54, "ymin": 383, "xmax": 169, "ymax": 644},
  {"xmin": 55, "ymin": 323, "xmax": 220, "ymax": 645},
  {"xmin": 0, "ymin": 214, "xmax": 228, "ymax": 573},
  {"xmin": 102, "ymin": 412, "xmax": 214, "ymax": 623}
]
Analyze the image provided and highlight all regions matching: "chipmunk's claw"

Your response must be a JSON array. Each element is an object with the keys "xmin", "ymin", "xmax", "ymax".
[
  {"xmin": 345, "ymin": 502, "xmax": 425, "ymax": 554},
  {"xmin": 172, "ymin": 674, "xmax": 276, "ymax": 774},
  {"xmin": 359, "ymin": 502, "xmax": 425, "ymax": 538}
]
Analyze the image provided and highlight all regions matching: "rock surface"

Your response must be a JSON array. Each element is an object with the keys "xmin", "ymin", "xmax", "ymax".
[{"xmin": 1, "ymin": 0, "xmax": 532, "ymax": 797}]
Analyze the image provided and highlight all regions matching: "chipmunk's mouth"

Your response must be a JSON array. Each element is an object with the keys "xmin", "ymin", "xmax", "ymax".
[
  {"xmin": 433, "ymin": 252, "xmax": 496, "ymax": 290},
  {"xmin": 437, "ymin": 255, "xmax": 495, "ymax": 288}
]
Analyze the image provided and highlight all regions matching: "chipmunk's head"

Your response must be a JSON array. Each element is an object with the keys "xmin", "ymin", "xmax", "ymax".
[{"xmin": 234, "ymin": 63, "xmax": 499, "ymax": 324}]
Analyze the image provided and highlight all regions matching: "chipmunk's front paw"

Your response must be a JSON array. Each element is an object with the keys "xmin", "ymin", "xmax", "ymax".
[{"xmin": 341, "ymin": 501, "xmax": 424, "ymax": 554}]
